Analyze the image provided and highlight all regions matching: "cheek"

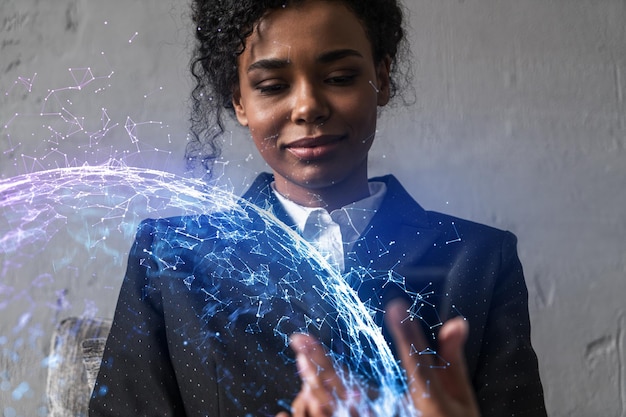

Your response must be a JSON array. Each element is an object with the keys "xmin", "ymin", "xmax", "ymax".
[
  {"xmin": 247, "ymin": 106, "xmax": 287, "ymax": 136},
  {"xmin": 250, "ymin": 130, "xmax": 280, "ymax": 155},
  {"xmin": 342, "ymin": 101, "xmax": 379, "ymax": 134},
  {"xmin": 340, "ymin": 90, "xmax": 378, "ymax": 118},
  {"xmin": 344, "ymin": 95, "xmax": 379, "ymax": 144}
]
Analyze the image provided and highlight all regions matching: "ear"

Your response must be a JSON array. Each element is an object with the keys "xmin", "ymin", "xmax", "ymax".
[
  {"xmin": 232, "ymin": 85, "xmax": 249, "ymax": 126},
  {"xmin": 375, "ymin": 55, "xmax": 392, "ymax": 106}
]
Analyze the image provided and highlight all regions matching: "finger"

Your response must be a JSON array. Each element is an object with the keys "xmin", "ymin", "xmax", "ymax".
[
  {"xmin": 436, "ymin": 317, "xmax": 476, "ymax": 402},
  {"xmin": 275, "ymin": 412, "xmax": 290, "ymax": 417},
  {"xmin": 290, "ymin": 388, "xmax": 335, "ymax": 417},
  {"xmin": 289, "ymin": 334, "xmax": 345, "ymax": 417},
  {"xmin": 290, "ymin": 333, "xmax": 346, "ymax": 398},
  {"xmin": 384, "ymin": 299, "xmax": 438, "ymax": 405}
]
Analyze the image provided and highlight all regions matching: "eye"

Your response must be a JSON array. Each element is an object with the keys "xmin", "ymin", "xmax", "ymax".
[
  {"xmin": 325, "ymin": 71, "xmax": 358, "ymax": 86},
  {"xmin": 255, "ymin": 81, "xmax": 288, "ymax": 95}
]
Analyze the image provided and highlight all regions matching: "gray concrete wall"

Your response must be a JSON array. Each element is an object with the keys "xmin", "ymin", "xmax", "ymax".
[{"xmin": 1, "ymin": 0, "xmax": 624, "ymax": 415}]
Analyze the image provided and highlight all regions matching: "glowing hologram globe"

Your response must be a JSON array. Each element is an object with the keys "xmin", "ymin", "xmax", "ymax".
[{"xmin": 0, "ymin": 162, "xmax": 422, "ymax": 416}]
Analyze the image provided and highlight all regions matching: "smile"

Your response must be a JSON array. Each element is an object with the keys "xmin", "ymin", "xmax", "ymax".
[{"xmin": 284, "ymin": 135, "xmax": 345, "ymax": 160}]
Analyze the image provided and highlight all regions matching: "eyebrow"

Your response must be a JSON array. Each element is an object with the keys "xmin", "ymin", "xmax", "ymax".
[
  {"xmin": 247, "ymin": 49, "xmax": 364, "ymax": 73},
  {"xmin": 247, "ymin": 58, "xmax": 290, "ymax": 73},
  {"xmin": 317, "ymin": 49, "xmax": 364, "ymax": 63}
]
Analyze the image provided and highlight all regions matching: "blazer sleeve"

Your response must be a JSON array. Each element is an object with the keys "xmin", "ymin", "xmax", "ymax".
[
  {"xmin": 473, "ymin": 232, "xmax": 548, "ymax": 417},
  {"xmin": 89, "ymin": 220, "xmax": 188, "ymax": 417}
]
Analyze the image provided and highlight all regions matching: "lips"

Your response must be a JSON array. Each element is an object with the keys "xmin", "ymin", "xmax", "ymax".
[{"xmin": 284, "ymin": 135, "xmax": 345, "ymax": 160}]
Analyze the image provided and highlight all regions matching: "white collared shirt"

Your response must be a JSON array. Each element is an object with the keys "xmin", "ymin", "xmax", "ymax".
[{"xmin": 273, "ymin": 182, "xmax": 387, "ymax": 272}]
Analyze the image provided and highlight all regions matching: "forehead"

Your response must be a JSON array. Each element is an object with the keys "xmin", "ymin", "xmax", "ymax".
[{"xmin": 244, "ymin": 1, "xmax": 372, "ymax": 61}]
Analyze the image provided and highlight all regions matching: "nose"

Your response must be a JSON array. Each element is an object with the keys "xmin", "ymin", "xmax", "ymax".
[{"xmin": 290, "ymin": 80, "xmax": 329, "ymax": 125}]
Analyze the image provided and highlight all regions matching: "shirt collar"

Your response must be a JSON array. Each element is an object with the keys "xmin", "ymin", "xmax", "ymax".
[{"xmin": 272, "ymin": 181, "xmax": 387, "ymax": 243}]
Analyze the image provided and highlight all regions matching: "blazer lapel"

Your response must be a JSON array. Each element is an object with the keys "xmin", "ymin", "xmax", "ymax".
[
  {"xmin": 341, "ymin": 175, "xmax": 454, "ymax": 348},
  {"xmin": 241, "ymin": 172, "xmax": 296, "ymax": 229},
  {"xmin": 346, "ymin": 175, "xmax": 441, "ymax": 273}
]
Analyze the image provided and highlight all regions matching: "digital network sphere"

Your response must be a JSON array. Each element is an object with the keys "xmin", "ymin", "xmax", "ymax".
[{"xmin": 0, "ymin": 163, "xmax": 417, "ymax": 416}]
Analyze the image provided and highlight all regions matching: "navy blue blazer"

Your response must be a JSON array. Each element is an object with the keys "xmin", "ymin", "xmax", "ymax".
[{"xmin": 90, "ymin": 173, "xmax": 547, "ymax": 417}]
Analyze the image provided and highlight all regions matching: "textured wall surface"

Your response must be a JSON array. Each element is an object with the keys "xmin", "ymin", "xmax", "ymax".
[{"xmin": 1, "ymin": 0, "xmax": 625, "ymax": 416}]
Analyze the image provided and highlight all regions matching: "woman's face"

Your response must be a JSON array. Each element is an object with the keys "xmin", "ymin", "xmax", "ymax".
[{"xmin": 233, "ymin": 0, "xmax": 390, "ymax": 208}]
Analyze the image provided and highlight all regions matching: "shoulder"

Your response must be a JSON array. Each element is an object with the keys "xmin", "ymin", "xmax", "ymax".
[
  {"xmin": 426, "ymin": 209, "xmax": 517, "ymax": 245},
  {"xmin": 373, "ymin": 174, "xmax": 517, "ymax": 246},
  {"xmin": 133, "ymin": 193, "xmax": 297, "ymax": 256}
]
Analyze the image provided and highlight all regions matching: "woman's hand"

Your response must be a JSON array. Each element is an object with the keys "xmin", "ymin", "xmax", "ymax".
[
  {"xmin": 385, "ymin": 299, "xmax": 480, "ymax": 417},
  {"xmin": 276, "ymin": 299, "xmax": 481, "ymax": 417},
  {"xmin": 276, "ymin": 332, "xmax": 359, "ymax": 417}
]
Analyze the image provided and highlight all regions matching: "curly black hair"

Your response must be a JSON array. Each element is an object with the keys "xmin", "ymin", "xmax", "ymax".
[{"xmin": 186, "ymin": 0, "xmax": 410, "ymax": 177}]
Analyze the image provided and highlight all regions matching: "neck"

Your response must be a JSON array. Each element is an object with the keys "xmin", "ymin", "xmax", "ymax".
[{"xmin": 273, "ymin": 174, "xmax": 370, "ymax": 212}]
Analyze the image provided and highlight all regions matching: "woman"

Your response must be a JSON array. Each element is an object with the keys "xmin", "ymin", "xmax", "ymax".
[{"xmin": 90, "ymin": 1, "xmax": 547, "ymax": 416}]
